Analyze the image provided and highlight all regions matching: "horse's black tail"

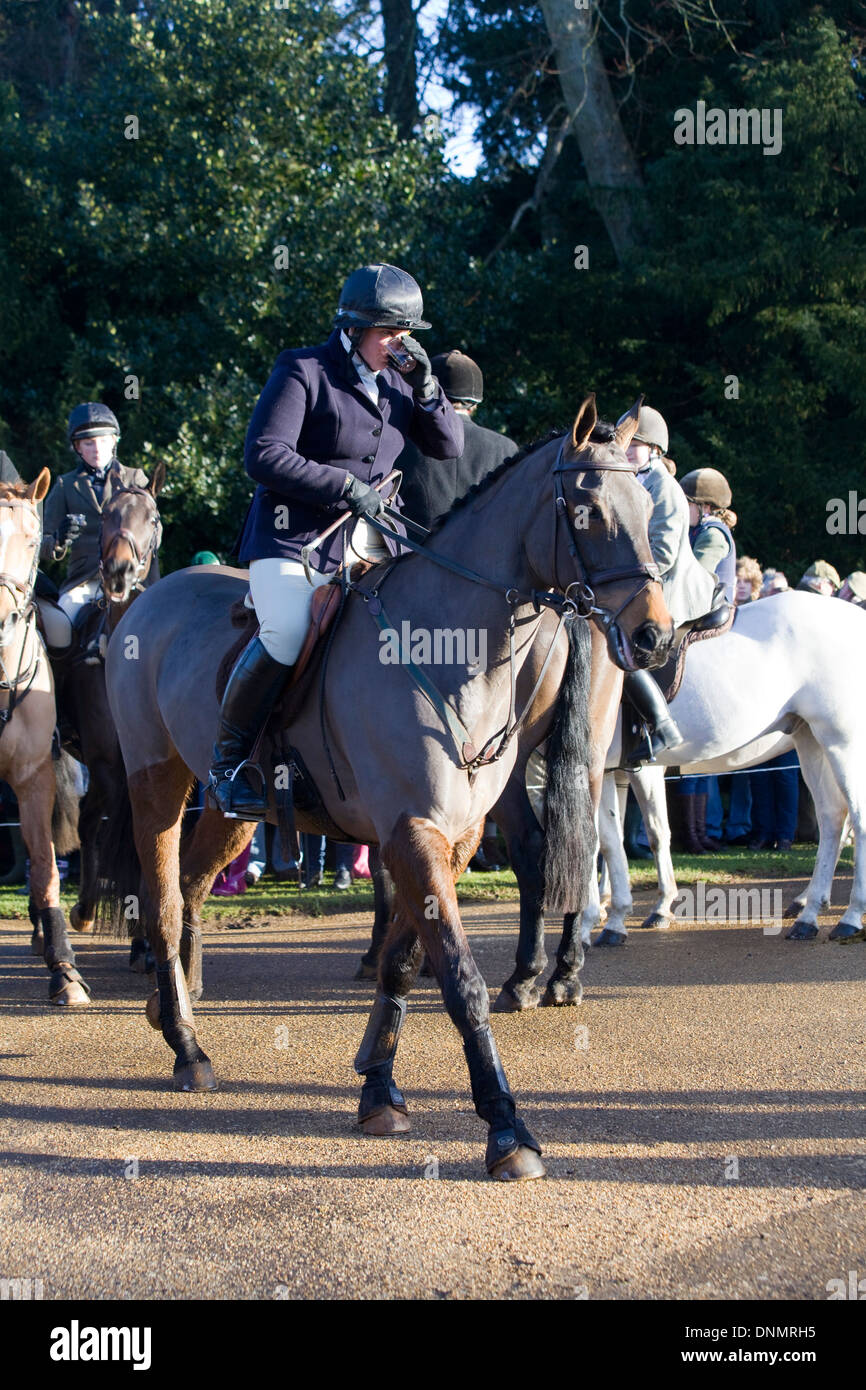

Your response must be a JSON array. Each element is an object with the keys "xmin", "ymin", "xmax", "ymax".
[
  {"xmin": 543, "ymin": 616, "xmax": 594, "ymax": 915},
  {"xmin": 93, "ymin": 771, "xmax": 142, "ymax": 939},
  {"xmin": 52, "ymin": 750, "xmax": 82, "ymax": 857}
]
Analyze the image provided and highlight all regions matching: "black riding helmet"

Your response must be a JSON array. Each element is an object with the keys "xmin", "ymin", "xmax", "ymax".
[
  {"xmin": 334, "ymin": 264, "xmax": 431, "ymax": 332},
  {"xmin": 431, "ymin": 350, "xmax": 483, "ymax": 405},
  {"xmin": 67, "ymin": 402, "xmax": 120, "ymax": 447}
]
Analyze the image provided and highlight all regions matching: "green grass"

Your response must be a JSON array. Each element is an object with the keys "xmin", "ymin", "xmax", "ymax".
[{"xmin": 0, "ymin": 843, "xmax": 849, "ymax": 923}]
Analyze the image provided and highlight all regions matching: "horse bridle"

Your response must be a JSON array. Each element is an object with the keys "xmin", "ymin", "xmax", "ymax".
[
  {"xmin": 98, "ymin": 485, "xmax": 162, "ymax": 601},
  {"xmin": 551, "ymin": 436, "xmax": 661, "ymax": 631},
  {"xmin": 0, "ymin": 496, "xmax": 43, "ymax": 730}
]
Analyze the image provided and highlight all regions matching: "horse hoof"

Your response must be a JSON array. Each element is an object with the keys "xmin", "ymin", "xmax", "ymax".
[
  {"xmin": 594, "ymin": 928, "xmax": 626, "ymax": 947},
  {"xmin": 786, "ymin": 920, "xmax": 818, "ymax": 941},
  {"xmin": 69, "ymin": 905, "xmax": 94, "ymax": 934},
  {"xmin": 360, "ymin": 1106, "xmax": 411, "ymax": 1136},
  {"xmin": 489, "ymin": 1146, "xmax": 546, "ymax": 1182},
  {"xmin": 172, "ymin": 1060, "xmax": 217, "ymax": 1093},
  {"xmin": 353, "ymin": 961, "xmax": 378, "ymax": 981},
  {"xmin": 637, "ymin": 912, "xmax": 671, "ymax": 930},
  {"xmin": 30, "ymin": 930, "xmax": 45, "ymax": 957},
  {"xmin": 829, "ymin": 922, "xmax": 863, "ymax": 941},
  {"xmin": 540, "ymin": 978, "xmax": 583, "ymax": 1007},
  {"xmin": 49, "ymin": 966, "xmax": 91, "ymax": 1007},
  {"xmin": 492, "ymin": 984, "xmax": 539, "ymax": 1013},
  {"xmin": 145, "ymin": 990, "xmax": 161, "ymax": 1030}
]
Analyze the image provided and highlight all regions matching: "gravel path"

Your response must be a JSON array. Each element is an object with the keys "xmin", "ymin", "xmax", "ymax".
[{"xmin": 1, "ymin": 891, "xmax": 864, "ymax": 1301}]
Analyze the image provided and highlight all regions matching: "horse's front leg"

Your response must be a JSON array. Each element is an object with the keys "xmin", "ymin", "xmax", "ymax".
[
  {"xmin": 375, "ymin": 812, "xmax": 544, "ymax": 1181},
  {"xmin": 133, "ymin": 761, "xmax": 215, "ymax": 1090},
  {"xmin": 630, "ymin": 764, "xmax": 678, "ymax": 929},
  {"xmin": 785, "ymin": 730, "xmax": 847, "ymax": 940},
  {"xmin": 16, "ymin": 764, "xmax": 91, "ymax": 1006}
]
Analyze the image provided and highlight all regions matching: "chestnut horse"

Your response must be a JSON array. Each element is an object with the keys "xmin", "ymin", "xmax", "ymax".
[
  {"xmin": 0, "ymin": 473, "xmax": 87, "ymax": 1005},
  {"xmin": 98, "ymin": 397, "xmax": 673, "ymax": 1179}
]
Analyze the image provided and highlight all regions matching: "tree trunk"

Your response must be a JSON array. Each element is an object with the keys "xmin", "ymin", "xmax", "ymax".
[
  {"xmin": 539, "ymin": 0, "xmax": 649, "ymax": 262},
  {"xmin": 381, "ymin": 0, "xmax": 418, "ymax": 140}
]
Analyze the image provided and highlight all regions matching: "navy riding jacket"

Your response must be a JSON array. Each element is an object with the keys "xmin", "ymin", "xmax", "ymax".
[{"xmin": 237, "ymin": 330, "xmax": 464, "ymax": 573}]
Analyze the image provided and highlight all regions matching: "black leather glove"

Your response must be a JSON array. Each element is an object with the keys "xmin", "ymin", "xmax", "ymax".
[
  {"xmin": 400, "ymin": 336, "xmax": 436, "ymax": 400},
  {"xmin": 58, "ymin": 513, "xmax": 87, "ymax": 545},
  {"xmin": 342, "ymin": 475, "xmax": 385, "ymax": 519}
]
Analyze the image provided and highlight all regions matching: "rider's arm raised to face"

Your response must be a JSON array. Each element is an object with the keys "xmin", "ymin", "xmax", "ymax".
[
  {"xmin": 244, "ymin": 353, "xmax": 353, "ymax": 508},
  {"xmin": 39, "ymin": 476, "xmax": 67, "ymax": 562}
]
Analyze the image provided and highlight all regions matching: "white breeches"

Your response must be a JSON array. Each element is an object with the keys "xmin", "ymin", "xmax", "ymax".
[
  {"xmin": 249, "ymin": 521, "xmax": 388, "ymax": 665},
  {"xmin": 58, "ymin": 578, "xmax": 101, "ymax": 621}
]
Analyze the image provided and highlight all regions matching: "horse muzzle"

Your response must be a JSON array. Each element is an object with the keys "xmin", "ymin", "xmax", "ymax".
[{"xmin": 606, "ymin": 618, "xmax": 673, "ymax": 672}]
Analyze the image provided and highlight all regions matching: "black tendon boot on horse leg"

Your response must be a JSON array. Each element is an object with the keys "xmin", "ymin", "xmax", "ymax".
[
  {"xmin": 146, "ymin": 954, "xmax": 215, "ymax": 1092},
  {"xmin": 381, "ymin": 813, "xmax": 545, "ymax": 1180},
  {"xmin": 40, "ymin": 906, "xmax": 91, "ymax": 1006},
  {"xmin": 354, "ymin": 991, "xmax": 413, "ymax": 1135},
  {"xmin": 209, "ymin": 636, "xmax": 291, "ymax": 820}
]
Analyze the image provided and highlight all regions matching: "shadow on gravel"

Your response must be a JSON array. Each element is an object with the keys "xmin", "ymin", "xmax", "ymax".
[{"xmin": 1, "ymin": 1147, "xmax": 863, "ymax": 1188}]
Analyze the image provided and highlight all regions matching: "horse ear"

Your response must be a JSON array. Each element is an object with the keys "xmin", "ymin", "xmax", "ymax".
[
  {"xmin": 571, "ymin": 394, "xmax": 597, "ymax": 452},
  {"xmin": 613, "ymin": 396, "xmax": 644, "ymax": 451},
  {"xmin": 148, "ymin": 461, "xmax": 166, "ymax": 497},
  {"xmin": 26, "ymin": 467, "xmax": 52, "ymax": 504}
]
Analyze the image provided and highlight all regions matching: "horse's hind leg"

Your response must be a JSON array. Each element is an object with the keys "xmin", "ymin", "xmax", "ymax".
[
  {"xmin": 15, "ymin": 764, "xmax": 91, "ymax": 1006},
  {"xmin": 801, "ymin": 728, "xmax": 866, "ymax": 941},
  {"xmin": 130, "ymin": 758, "xmax": 215, "ymax": 1090},
  {"xmin": 785, "ymin": 729, "xmax": 848, "ymax": 940},
  {"xmin": 492, "ymin": 778, "xmax": 549, "ymax": 1013},
  {"xmin": 373, "ymin": 813, "xmax": 544, "ymax": 1181},
  {"xmin": 178, "ymin": 805, "xmax": 255, "ymax": 999},
  {"xmin": 70, "ymin": 759, "xmax": 111, "ymax": 934}
]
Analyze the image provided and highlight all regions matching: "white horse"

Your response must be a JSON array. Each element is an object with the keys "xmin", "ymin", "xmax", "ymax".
[{"xmin": 581, "ymin": 591, "xmax": 866, "ymax": 946}]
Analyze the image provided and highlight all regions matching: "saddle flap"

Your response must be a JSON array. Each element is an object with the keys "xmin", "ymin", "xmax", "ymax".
[{"xmin": 289, "ymin": 583, "xmax": 342, "ymax": 689}]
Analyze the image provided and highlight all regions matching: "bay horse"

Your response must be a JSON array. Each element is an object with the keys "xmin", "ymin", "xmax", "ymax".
[
  {"xmin": 59, "ymin": 463, "xmax": 165, "ymax": 938},
  {"xmin": 0, "ymin": 473, "xmax": 87, "ymax": 1005},
  {"xmin": 98, "ymin": 396, "xmax": 673, "ymax": 1179},
  {"xmin": 580, "ymin": 592, "xmax": 866, "ymax": 945}
]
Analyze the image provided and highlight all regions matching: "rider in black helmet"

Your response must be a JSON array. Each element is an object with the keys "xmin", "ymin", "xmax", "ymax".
[
  {"xmin": 40, "ymin": 403, "xmax": 156, "ymax": 647},
  {"xmin": 209, "ymin": 262, "xmax": 464, "ymax": 819}
]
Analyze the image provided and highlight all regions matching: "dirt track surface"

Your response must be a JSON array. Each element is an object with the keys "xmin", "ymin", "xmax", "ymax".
[{"xmin": 1, "ymin": 888, "xmax": 864, "ymax": 1302}]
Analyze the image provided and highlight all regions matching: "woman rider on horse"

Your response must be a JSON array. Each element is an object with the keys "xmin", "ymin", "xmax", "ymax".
[
  {"xmin": 616, "ymin": 404, "xmax": 717, "ymax": 764},
  {"xmin": 209, "ymin": 263, "xmax": 464, "ymax": 819},
  {"xmin": 680, "ymin": 468, "xmax": 737, "ymax": 600}
]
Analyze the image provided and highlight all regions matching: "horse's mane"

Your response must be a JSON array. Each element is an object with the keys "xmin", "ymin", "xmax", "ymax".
[
  {"xmin": 0, "ymin": 480, "xmax": 31, "ymax": 500},
  {"xmin": 426, "ymin": 419, "xmax": 618, "ymax": 535}
]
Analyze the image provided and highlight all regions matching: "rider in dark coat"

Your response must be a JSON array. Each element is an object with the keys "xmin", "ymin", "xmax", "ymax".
[
  {"xmin": 40, "ymin": 403, "xmax": 158, "ymax": 647},
  {"xmin": 211, "ymin": 263, "xmax": 464, "ymax": 819},
  {"xmin": 396, "ymin": 351, "xmax": 518, "ymax": 532}
]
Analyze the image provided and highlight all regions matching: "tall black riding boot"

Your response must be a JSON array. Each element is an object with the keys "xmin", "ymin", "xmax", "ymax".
[
  {"xmin": 208, "ymin": 636, "xmax": 291, "ymax": 821},
  {"xmin": 622, "ymin": 670, "xmax": 684, "ymax": 769}
]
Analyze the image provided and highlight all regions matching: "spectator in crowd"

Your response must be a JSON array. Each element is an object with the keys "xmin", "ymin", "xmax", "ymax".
[
  {"xmin": 797, "ymin": 560, "xmax": 840, "ymax": 595},
  {"xmin": 836, "ymin": 572, "xmax": 866, "ymax": 607},
  {"xmin": 760, "ymin": 568, "xmax": 788, "ymax": 597},
  {"xmin": 735, "ymin": 556, "xmax": 763, "ymax": 605}
]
